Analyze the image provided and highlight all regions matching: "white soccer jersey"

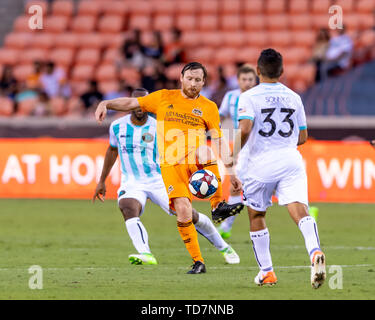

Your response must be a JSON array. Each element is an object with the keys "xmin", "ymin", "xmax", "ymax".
[
  {"xmin": 219, "ymin": 88, "xmax": 242, "ymax": 129},
  {"xmin": 237, "ymin": 82, "xmax": 307, "ymax": 183},
  {"xmin": 109, "ymin": 115, "xmax": 161, "ymax": 183}
]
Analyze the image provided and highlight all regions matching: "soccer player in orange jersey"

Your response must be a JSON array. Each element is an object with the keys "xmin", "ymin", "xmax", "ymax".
[{"xmin": 95, "ymin": 62, "xmax": 243, "ymax": 274}]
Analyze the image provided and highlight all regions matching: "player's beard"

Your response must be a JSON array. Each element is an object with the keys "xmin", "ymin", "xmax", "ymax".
[{"xmin": 182, "ymin": 86, "xmax": 200, "ymax": 99}]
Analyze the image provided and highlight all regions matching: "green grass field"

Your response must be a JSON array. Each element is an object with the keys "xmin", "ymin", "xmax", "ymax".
[{"xmin": 0, "ymin": 199, "xmax": 374, "ymax": 300}]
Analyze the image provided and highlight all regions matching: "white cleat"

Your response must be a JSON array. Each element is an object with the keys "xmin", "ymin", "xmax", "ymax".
[
  {"xmin": 221, "ymin": 246, "xmax": 240, "ymax": 264},
  {"xmin": 311, "ymin": 250, "xmax": 326, "ymax": 289}
]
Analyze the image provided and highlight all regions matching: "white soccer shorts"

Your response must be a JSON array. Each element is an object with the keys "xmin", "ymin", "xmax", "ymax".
[
  {"xmin": 242, "ymin": 170, "xmax": 308, "ymax": 212},
  {"xmin": 117, "ymin": 178, "xmax": 174, "ymax": 216}
]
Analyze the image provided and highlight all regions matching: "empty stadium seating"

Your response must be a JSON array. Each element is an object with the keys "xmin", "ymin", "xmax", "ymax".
[{"xmin": 0, "ymin": 0, "xmax": 374, "ymax": 117}]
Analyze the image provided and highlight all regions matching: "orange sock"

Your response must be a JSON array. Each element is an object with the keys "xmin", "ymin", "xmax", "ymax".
[
  {"xmin": 204, "ymin": 162, "xmax": 223, "ymax": 209},
  {"xmin": 177, "ymin": 220, "xmax": 204, "ymax": 263}
]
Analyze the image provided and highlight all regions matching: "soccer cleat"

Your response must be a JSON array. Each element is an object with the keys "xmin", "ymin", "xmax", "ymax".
[
  {"xmin": 187, "ymin": 261, "xmax": 206, "ymax": 274},
  {"xmin": 211, "ymin": 201, "xmax": 243, "ymax": 224},
  {"xmin": 128, "ymin": 253, "xmax": 158, "ymax": 265},
  {"xmin": 311, "ymin": 250, "xmax": 326, "ymax": 289},
  {"xmin": 254, "ymin": 270, "xmax": 278, "ymax": 286},
  {"xmin": 221, "ymin": 246, "xmax": 240, "ymax": 264},
  {"xmin": 217, "ymin": 225, "xmax": 232, "ymax": 239}
]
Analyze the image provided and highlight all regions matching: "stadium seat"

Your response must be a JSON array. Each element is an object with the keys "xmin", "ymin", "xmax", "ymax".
[
  {"xmin": 50, "ymin": 97, "xmax": 67, "ymax": 116},
  {"xmin": 71, "ymin": 65, "xmax": 95, "ymax": 81},
  {"xmin": 358, "ymin": 13, "xmax": 375, "ymax": 30},
  {"xmin": 55, "ymin": 33, "xmax": 79, "ymax": 49},
  {"xmin": 153, "ymin": 15, "xmax": 174, "ymax": 31},
  {"xmin": 186, "ymin": 47, "xmax": 214, "ymax": 63},
  {"xmin": 77, "ymin": 0, "xmax": 102, "ymax": 16},
  {"xmin": 221, "ymin": 0, "xmax": 241, "ymax": 14},
  {"xmin": 243, "ymin": 0, "xmax": 263, "ymax": 14},
  {"xmin": 235, "ymin": 48, "xmax": 259, "ymax": 65},
  {"xmin": 13, "ymin": 16, "xmax": 33, "ymax": 32},
  {"xmin": 44, "ymin": 16, "xmax": 69, "ymax": 33},
  {"xmin": 78, "ymin": 33, "xmax": 105, "ymax": 49},
  {"xmin": 289, "ymin": 14, "xmax": 312, "ymax": 30},
  {"xmin": 243, "ymin": 15, "xmax": 266, "ymax": 31},
  {"xmin": 356, "ymin": 0, "xmax": 375, "ymax": 13},
  {"xmin": 51, "ymin": 0, "xmax": 74, "ymax": 17},
  {"xmin": 71, "ymin": 16, "xmax": 97, "ymax": 33},
  {"xmin": 180, "ymin": 31, "xmax": 201, "ymax": 47},
  {"xmin": 13, "ymin": 64, "xmax": 34, "ymax": 81},
  {"xmin": 266, "ymin": 15, "xmax": 289, "ymax": 30},
  {"xmin": 265, "ymin": 0, "xmax": 286, "ymax": 14},
  {"xmin": 335, "ymin": 0, "xmax": 354, "ymax": 12},
  {"xmin": 4, "ymin": 33, "xmax": 32, "ymax": 49},
  {"xmin": 70, "ymin": 81, "xmax": 90, "ymax": 96},
  {"xmin": 198, "ymin": 15, "xmax": 218, "ymax": 31},
  {"xmin": 0, "ymin": 48, "xmax": 19, "ymax": 65},
  {"xmin": 292, "ymin": 31, "xmax": 316, "ymax": 48},
  {"xmin": 165, "ymin": 64, "xmax": 185, "ymax": 80},
  {"xmin": 200, "ymin": 32, "xmax": 222, "ymax": 47},
  {"xmin": 25, "ymin": 0, "xmax": 48, "ymax": 16},
  {"xmin": 176, "ymin": 1, "xmax": 197, "ymax": 14},
  {"xmin": 75, "ymin": 49, "xmax": 101, "ymax": 66},
  {"xmin": 359, "ymin": 30, "xmax": 375, "ymax": 47},
  {"xmin": 49, "ymin": 48, "xmax": 75, "ymax": 67},
  {"xmin": 312, "ymin": 0, "xmax": 332, "ymax": 13},
  {"xmin": 269, "ymin": 31, "xmax": 292, "ymax": 47},
  {"xmin": 120, "ymin": 67, "xmax": 141, "ymax": 87},
  {"xmin": 344, "ymin": 14, "xmax": 360, "ymax": 32},
  {"xmin": 283, "ymin": 47, "xmax": 311, "ymax": 64},
  {"xmin": 153, "ymin": 1, "xmax": 175, "ymax": 15},
  {"xmin": 101, "ymin": 1, "xmax": 127, "ymax": 16},
  {"xmin": 312, "ymin": 15, "xmax": 331, "ymax": 30},
  {"xmin": 98, "ymin": 15, "xmax": 124, "ymax": 34},
  {"xmin": 103, "ymin": 33, "xmax": 126, "ymax": 48},
  {"xmin": 245, "ymin": 31, "xmax": 268, "ymax": 47},
  {"xmin": 0, "ymin": 96, "xmax": 14, "ymax": 116},
  {"xmin": 96, "ymin": 64, "xmax": 118, "ymax": 81},
  {"xmin": 222, "ymin": 32, "xmax": 246, "ymax": 47},
  {"xmin": 16, "ymin": 98, "xmax": 37, "ymax": 116},
  {"xmin": 102, "ymin": 48, "xmax": 121, "ymax": 63},
  {"xmin": 98, "ymin": 81, "xmax": 119, "ymax": 95},
  {"xmin": 129, "ymin": 15, "xmax": 152, "ymax": 31},
  {"xmin": 221, "ymin": 15, "xmax": 242, "ymax": 30},
  {"xmin": 129, "ymin": 1, "xmax": 154, "ymax": 15},
  {"xmin": 198, "ymin": 0, "xmax": 219, "ymax": 14},
  {"xmin": 289, "ymin": 0, "xmax": 309, "ymax": 14},
  {"xmin": 30, "ymin": 33, "xmax": 55, "ymax": 50},
  {"xmin": 19, "ymin": 48, "xmax": 49, "ymax": 64},
  {"xmin": 176, "ymin": 15, "xmax": 197, "ymax": 31},
  {"xmin": 214, "ymin": 48, "xmax": 239, "ymax": 64}
]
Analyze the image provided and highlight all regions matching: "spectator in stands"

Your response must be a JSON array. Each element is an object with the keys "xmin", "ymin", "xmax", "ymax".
[
  {"xmin": 27, "ymin": 60, "xmax": 44, "ymax": 90},
  {"xmin": 120, "ymin": 29, "xmax": 148, "ymax": 70},
  {"xmin": 163, "ymin": 28, "xmax": 186, "ymax": 67},
  {"xmin": 80, "ymin": 80, "xmax": 103, "ymax": 113},
  {"xmin": 103, "ymin": 80, "xmax": 132, "ymax": 101},
  {"xmin": 40, "ymin": 61, "xmax": 67, "ymax": 98},
  {"xmin": 311, "ymin": 28, "xmax": 331, "ymax": 82},
  {"xmin": 143, "ymin": 31, "xmax": 164, "ymax": 61},
  {"xmin": 320, "ymin": 25, "xmax": 354, "ymax": 80},
  {"xmin": 0, "ymin": 65, "xmax": 17, "ymax": 99},
  {"xmin": 33, "ymin": 91, "xmax": 51, "ymax": 117},
  {"xmin": 210, "ymin": 67, "xmax": 229, "ymax": 107}
]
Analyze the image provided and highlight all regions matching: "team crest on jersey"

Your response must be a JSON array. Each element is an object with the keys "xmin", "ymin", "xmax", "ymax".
[
  {"xmin": 192, "ymin": 108, "xmax": 203, "ymax": 117},
  {"xmin": 142, "ymin": 132, "xmax": 154, "ymax": 143},
  {"xmin": 167, "ymin": 104, "xmax": 174, "ymax": 109}
]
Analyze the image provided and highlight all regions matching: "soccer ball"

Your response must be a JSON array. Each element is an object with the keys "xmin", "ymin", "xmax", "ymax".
[{"xmin": 189, "ymin": 169, "xmax": 218, "ymax": 199}]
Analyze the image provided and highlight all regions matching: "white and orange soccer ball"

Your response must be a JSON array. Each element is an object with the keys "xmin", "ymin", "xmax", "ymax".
[{"xmin": 189, "ymin": 169, "xmax": 218, "ymax": 199}]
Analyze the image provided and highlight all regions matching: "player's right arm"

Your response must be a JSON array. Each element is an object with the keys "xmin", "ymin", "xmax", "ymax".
[
  {"xmin": 93, "ymin": 145, "xmax": 118, "ymax": 202},
  {"xmin": 95, "ymin": 98, "xmax": 140, "ymax": 123},
  {"xmin": 298, "ymin": 129, "xmax": 308, "ymax": 146}
]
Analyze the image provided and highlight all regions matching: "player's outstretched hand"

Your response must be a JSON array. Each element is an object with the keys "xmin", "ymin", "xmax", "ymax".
[
  {"xmin": 95, "ymin": 101, "xmax": 107, "ymax": 124},
  {"xmin": 230, "ymin": 175, "xmax": 242, "ymax": 193},
  {"xmin": 93, "ymin": 182, "xmax": 106, "ymax": 203}
]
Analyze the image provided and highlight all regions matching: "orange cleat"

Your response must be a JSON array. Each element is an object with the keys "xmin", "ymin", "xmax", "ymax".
[
  {"xmin": 254, "ymin": 270, "xmax": 278, "ymax": 286},
  {"xmin": 311, "ymin": 250, "xmax": 326, "ymax": 289}
]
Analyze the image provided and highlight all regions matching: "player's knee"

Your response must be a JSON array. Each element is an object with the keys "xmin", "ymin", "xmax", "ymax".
[
  {"xmin": 191, "ymin": 208, "xmax": 199, "ymax": 224},
  {"xmin": 119, "ymin": 200, "xmax": 141, "ymax": 220},
  {"xmin": 173, "ymin": 198, "xmax": 193, "ymax": 222},
  {"xmin": 248, "ymin": 208, "xmax": 266, "ymax": 220}
]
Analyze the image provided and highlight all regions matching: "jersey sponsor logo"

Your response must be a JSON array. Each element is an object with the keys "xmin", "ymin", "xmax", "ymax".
[
  {"xmin": 168, "ymin": 185, "xmax": 174, "ymax": 194},
  {"xmin": 141, "ymin": 132, "xmax": 154, "ymax": 143},
  {"xmin": 118, "ymin": 190, "xmax": 126, "ymax": 197},
  {"xmin": 251, "ymin": 202, "xmax": 261, "ymax": 208},
  {"xmin": 192, "ymin": 108, "xmax": 203, "ymax": 117}
]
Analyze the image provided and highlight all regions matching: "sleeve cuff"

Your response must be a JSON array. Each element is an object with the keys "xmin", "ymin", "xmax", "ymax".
[
  {"xmin": 238, "ymin": 116, "xmax": 254, "ymax": 121},
  {"xmin": 299, "ymin": 126, "xmax": 307, "ymax": 130}
]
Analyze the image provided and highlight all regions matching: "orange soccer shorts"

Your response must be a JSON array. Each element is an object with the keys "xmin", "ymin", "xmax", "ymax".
[{"xmin": 160, "ymin": 161, "xmax": 223, "ymax": 211}]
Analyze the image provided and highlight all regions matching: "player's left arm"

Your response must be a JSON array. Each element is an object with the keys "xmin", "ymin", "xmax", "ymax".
[
  {"xmin": 296, "ymin": 95, "xmax": 308, "ymax": 146},
  {"xmin": 298, "ymin": 129, "xmax": 308, "ymax": 146}
]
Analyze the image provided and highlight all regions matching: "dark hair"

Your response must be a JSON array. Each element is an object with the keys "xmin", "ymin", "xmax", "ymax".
[
  {"xmin": 257, "ymin": 49, "xmax": 283, "ymax": 79},
  {"xmin": 131, "ymin": 87, "xmax": 149, "ymax": 97},
  {"xmin": 237, "ymin": 64, "xmax": 257, "ymax": 78},
  {"xmin": 181, "ymin": 62, "xmax": 207, "ymax": 81}
]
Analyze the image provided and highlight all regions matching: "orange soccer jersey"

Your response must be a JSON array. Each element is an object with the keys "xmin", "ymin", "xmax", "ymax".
[{"xmin": 137, "ymin": 89, "xmax": 223, "ymax": 207}]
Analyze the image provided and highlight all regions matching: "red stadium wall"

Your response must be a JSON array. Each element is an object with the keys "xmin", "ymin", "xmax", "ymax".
[{"xmin": 0, "ymin": 138, "xmax": 374, "ymax": 203}]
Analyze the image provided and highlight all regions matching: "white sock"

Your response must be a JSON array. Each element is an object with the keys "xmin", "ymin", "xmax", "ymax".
[
  {"xmin": 220, "ymin": 195, "xmax": 242, "ymax": 232},
  {"xmin": 125, "ymin": 217, "xmax": 151, "ymax": 254},
  {"xmin": 250, "ymin": 228, "xmax": 273, "ymax": 275},
  {"xmin": 195, "ymin": 212, "xmax": 228, "ymax": 251},
  {"xmin": 298, "ymin": 216, "xmax": 321, "ymax": 262}
]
